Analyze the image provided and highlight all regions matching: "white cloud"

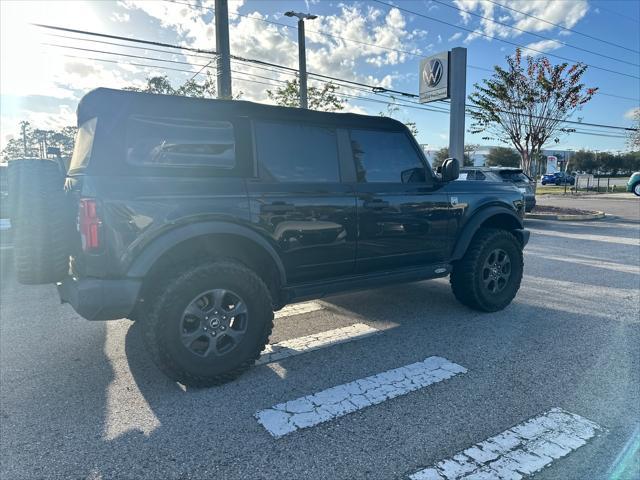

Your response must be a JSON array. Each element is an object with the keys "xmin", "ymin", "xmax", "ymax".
[
  {"xmin": 521, "ymin": 39, "xmax": 562, "ymax": 56},
  {"xmin": 110, "ymin": 12, "xmax": 130, "ymax": 22},
  {"xmin": 452, "ymin": 0, "xmax": 589, "ymax": 43},
  {"xmin": 624, "ymin": 107, "xmax": 639, "ymax": 120},
  {"xmin": 448, "ymin": 32, "xmax": 463, "ymax": 42}
]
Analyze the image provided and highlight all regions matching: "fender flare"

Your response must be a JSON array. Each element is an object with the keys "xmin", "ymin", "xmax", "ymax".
[
  {"xmin": 126, "ymin": 221, "xmax": 286, "ymax": 284},
  {"xmin": 450, "ymin": 206, "xmax": 524, "ymax": 261}
]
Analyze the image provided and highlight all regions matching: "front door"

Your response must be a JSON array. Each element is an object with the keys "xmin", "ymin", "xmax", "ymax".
[{"xmin": 348, "ymin": 129, "xmax": 450, "ymax": 273}]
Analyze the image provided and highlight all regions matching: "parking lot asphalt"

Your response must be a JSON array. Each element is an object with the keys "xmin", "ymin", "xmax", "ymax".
[{"xmin": 1, "ymin": 197, "xmax": 638, "ymax": 480}]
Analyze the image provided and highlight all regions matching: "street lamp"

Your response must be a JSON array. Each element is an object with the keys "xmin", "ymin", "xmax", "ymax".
[{"xmin": 284, "ymin": 11, "xmax": 317, "ymax": 109}]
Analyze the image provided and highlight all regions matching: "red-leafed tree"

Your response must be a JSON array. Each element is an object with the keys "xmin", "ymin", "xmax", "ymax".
[{"xmin": 468, "ymin": 48, "xmax": 597, "ymax": 178}]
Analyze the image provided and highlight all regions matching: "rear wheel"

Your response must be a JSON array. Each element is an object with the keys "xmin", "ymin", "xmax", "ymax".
[
  {"xmin": 8, "ymin": 159, "xmax": 72, "ymax": 284},
  {"xmin": 633, "ymin": 183, "xmax": 640, "ymax": 197},
  {"xmin": 450, "ymin": 228, "xmax": 523, "ymax": 312},
  {"xmin": 143, "ymin": 260, "xmax": 273, "ymax": 387}
]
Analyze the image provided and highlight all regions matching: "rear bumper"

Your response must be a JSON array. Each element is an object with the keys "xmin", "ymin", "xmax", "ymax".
[{"xmin": 57, "ymin": 276, "xmax": 141, "ymax": 321}]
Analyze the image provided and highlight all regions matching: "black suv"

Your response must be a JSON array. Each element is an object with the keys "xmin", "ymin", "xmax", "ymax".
[
  {"xmin": 9, "ymin": 88, "xmax": 529, "ymax": 387},
  {"xmin": 460, "ymin": 167, "xmax": 536, "ymax": 212}
]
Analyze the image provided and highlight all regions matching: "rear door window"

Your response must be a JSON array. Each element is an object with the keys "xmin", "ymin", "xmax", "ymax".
[
  {"xmin": 126, "ymin": 116, "xmax": 235, "ymax": 168},
  {"xmin": 498, "ymin": 171, "xmax": 530, "ymax": 183},
  {"xmin": 69, "ymin": 117, "xmax": 97, "ymax": 172},
  {"xmin": 254, "ymin": 121, "xmax": 340, "ymax": 182},
  {"xmin": 349, "ymin": 130, "xmax": 427, "ymax": 183}
]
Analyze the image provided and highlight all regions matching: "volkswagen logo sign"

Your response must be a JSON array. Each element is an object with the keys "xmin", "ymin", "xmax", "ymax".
[{"xmin": 423, "ymin": 58, "xmax": 443, "ymax": 87}]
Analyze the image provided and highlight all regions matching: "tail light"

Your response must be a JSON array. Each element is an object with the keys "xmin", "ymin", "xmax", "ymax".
[{"xmin": 79, "ymin": 198, "xmax": 101, "ymax": 252}]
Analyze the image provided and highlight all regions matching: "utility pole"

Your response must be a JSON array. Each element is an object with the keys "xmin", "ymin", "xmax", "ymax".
[
  {"xmin": 285, "ymin": 11, "xmax": 317, "ymax": 109},
  {"xmin": 448, "ymin": 47, "xmax": 467, "ymax": 165},
  {"xmin": 215, "ymin": 0, "xmax": 232, "ymax": 99}
]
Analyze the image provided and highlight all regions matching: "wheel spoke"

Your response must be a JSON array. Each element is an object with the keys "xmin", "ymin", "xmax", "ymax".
[
  {"xmin": 212, "ymin": 289, "xmax": 226, "ymax": 309},
  {"xmin": 184, "ymin": 304, "xmax": 206, "ymax": 321},
  {"xmin": 226, "ymin": 300, "xmax": 247, "ymax": 317},
  {"xmin": 203, "ymin": 337, "xmax": 221, "ymax": 357},
  {"xmin": 181, "ymin": 327, "xmax": 206, "ymax": 348}
]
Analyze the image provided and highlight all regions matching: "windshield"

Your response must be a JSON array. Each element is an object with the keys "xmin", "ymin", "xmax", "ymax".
[{"xmin": 69, "ymin": 117, "xmax": 97, "ymax": 173}]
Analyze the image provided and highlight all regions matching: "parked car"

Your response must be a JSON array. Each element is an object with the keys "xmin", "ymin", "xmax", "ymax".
[
  {"xmin": 626, "ymin": 171, "xmax": 640, "ymax": 196},
  {"xmin": 8, "ymin": 88, "xmax": 529, "ymax": 387},
  {"xmin": 541, "ymin": 172, "xmax": 575, "ymax": 185},
  {"xmin": 460, "ymin": 167, "xmax": 536, "ymax": 212}
]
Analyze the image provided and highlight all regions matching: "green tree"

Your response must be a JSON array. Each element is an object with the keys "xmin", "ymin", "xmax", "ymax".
[
  {"xmin": 627, "ymin": 109, "xmax": 640, "ymax": 150},
  {"xmin": 468, "ymin": 48, "xmax": 597, "ymax": 178},
  {"xmin": 1, "ymin": 122, "xmax": 77, "ymax": 162},
  {"xmin": 485, "ymin": 147, "xmax": 520, "ymax": 167},
  {"xmin": 125, "ymin": 71, "xmax": 233, "ymax": 99},
  {"xmin": 266, "ymin": 79, "xmax": 346, "ymax": 112},
  {"xmin": 432, "ymin": 146, "xmax": 473, "ymax": 168},
  {"xmin": 572, "ymin": 150, "xmax": 596, "ymax": 174}
]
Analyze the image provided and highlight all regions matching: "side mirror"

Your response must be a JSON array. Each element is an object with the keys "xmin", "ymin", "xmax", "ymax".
[{"xmin": 441, "ymin": 157, "xmax": 460, "ymax": 182}]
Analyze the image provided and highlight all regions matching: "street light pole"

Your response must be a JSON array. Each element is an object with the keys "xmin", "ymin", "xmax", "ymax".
[{"xmin": 285, "ymin": 11, "xmax": 317, "ymax": 109}]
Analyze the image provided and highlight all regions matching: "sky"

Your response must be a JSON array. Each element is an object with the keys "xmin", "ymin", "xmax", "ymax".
[{"xmin": 1, "ymin": 0, "xmax": 639, "ymax": 154}]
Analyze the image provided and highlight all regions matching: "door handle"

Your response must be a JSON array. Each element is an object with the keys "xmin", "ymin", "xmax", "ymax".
[{"xmin": 363, "ymin": 199, "xmax": 389, "ymax": 209}]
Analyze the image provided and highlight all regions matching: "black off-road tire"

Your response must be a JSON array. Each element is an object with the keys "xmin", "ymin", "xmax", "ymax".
[
  {"xmin": 450, "ymin": 228, "xmax": 523, "ymax": 312},
  {"xmin": 8, "ymin": 159, "xmax": 71, "ymax": 284},
  {"xmin": 142, "ymin": 260, "xmax": 274, "ymax": 387}
]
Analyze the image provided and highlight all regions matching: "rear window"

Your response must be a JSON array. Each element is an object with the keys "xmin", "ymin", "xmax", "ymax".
[
  {"xmin": 126, "ymin": 116, "xmax": 235, "ymax": 168},
  {"xmin": 499, "ymin": 171, "xmax": 530, "ymax": 183},
  {"xmin": 69, "ymin": 117, "xmax": 97, "ymax": 172},
  {"xmin": 254, "ymin": 121, "xmax": 340, "ymax": 183}
]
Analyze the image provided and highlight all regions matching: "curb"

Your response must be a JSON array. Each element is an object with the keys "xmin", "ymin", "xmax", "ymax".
[{"xmin": 525, "ymin": 211, "xmax": 605, "ymax": 221}]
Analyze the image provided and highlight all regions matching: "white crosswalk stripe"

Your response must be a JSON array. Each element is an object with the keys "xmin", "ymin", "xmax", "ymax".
[
  {"xmin": 255, "ymin": 356, "xmax": 467, "ymax": 437},
  {"xmin": 409, "ymin": 408, "xmax": 603, "ymax": 480},
  {"xmin": 256, "ymin": 323, "xmax": 379, "ymax": 365},
  {"xmin": 529, "ymin": 229, "xmax": 640, "ymax": 246},
  {"xmin": 274, "ymin": 301, "xmax": 325, "ymax": 319}
]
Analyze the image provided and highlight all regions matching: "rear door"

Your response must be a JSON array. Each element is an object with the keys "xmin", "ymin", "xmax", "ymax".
[
  {"xmin": 348, "ymin": 129, "xmax": 451, "ymax": 273},
  {"xmin": 246, "ymin": 120, "xmax": 357, "ymax": 284}
]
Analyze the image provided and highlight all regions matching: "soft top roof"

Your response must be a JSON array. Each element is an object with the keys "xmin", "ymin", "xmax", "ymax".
[{"xmin": 77, "ymin": 87, "xmax": 407, "ymax": 131}]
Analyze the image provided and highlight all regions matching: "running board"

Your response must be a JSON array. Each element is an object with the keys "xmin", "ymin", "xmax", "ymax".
[{"xmin": 283, "ymin": 263, "xmax": 451, "ymax": 303}]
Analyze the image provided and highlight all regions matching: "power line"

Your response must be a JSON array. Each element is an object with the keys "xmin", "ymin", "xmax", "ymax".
[
  {"xmin": 428, "ymin": 0, "xmax": 639, "ymax": 67},
  {"xmin": 485, "ymin": 0, "xmax": 639, "ymax": 54},
  {"xmin": 371, "ymin": 0, "xmax": 640, "ymax": 80},
  {"xmin": 37, "ymin": 26, "xmax": 637, "ymax": 132},
  {"xmin": 590, "ymin": 2, "xmax": 640, "ymax": 25},
  {"xmin": 37, "ymin": 24, "xmax": 640, "ymax": 103}
]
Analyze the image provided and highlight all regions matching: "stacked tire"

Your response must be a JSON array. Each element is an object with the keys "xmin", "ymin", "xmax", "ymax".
[{"xmin": 8, "ymin": 159, "xmax": 72, "ymax": 284}]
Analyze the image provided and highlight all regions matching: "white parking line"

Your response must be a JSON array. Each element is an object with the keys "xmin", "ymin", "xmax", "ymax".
[
  {"xmin": 529, "ymin": 229, "xmax": 640, "ymax": 246},
  {"xmin": 256, "ymin": 323, "xmax": 379, "ymax": 365},
  {"xmin": 275, "ymin": 301, "xmax": 325, "ymax": 319},
  {"xmin": 526, "ymin": 251, "xmax": 640, "ymax": 274},
  {"xmin": 409, "ymin": 408, "xmax": 603, "ymax": 480},
  {"xmin": 255, "ymin": 356, "xmax": 467, "ymax": 437}
]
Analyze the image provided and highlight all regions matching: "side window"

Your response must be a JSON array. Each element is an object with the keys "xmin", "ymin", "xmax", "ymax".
[
  {"xmin": 350, "ymin": 130, "xmax": 426, "ymax": 183},
  {"xmin": 127, "ymin": 116, "xmax": 235, "ymax": 168},
  {"xmin": 254, "ymin": 121, "xmax": 340, "ymax": 182},
  {"xmin": 475, "ymin": 170, "xmax": 486, "ymax": 180}
]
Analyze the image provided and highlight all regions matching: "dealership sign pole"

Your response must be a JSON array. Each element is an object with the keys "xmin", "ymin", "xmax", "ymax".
[{"xmin": 419, "ymin": 47, "xmax": 467, "ymax": 165}]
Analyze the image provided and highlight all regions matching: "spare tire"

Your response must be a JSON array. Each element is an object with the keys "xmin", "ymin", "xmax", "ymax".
[{"xmin": 8, "ymin": 159, "xmax": 72, "ymax": 285}]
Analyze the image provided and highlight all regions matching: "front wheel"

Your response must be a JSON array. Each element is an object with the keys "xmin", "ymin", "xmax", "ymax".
[
  {"xmin": 541, "ymin": 181, "xmax": 546, "ymax": 186},
  {"xmin": 634, "ymin": 183, "xmax": 640, "ymax": 197},
  {"xmin": 450, "ymin": 228, "xmax": 524, "ymax": 312},
  {"xmin": 143, "ymin": 260, "xmax": 274, "ymax": 387}
]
